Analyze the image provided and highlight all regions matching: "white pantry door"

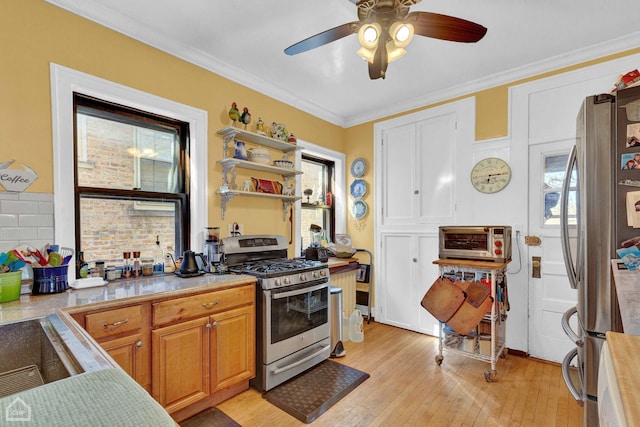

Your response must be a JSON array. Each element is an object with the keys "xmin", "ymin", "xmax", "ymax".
[{"xmin": 528, "ymin": 141, "xmax": 578, "ymax": 362}]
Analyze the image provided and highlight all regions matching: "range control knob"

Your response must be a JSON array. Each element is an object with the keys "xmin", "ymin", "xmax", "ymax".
[
  {"xmin": 274, "ymin": 278, "xmax": 282, "ymax": 287},
  {"xmin": 319, "ymin": 270, "xmax": 327, "ymax": 277},
  {"xmin": 283, "ymin": 277, "xmax": 291, "ymax": 285},
  {"xmin": 495, "ymin": 240, "xmax": 503, "ymax": 247},
  {"xmin": 495, "ymin": 249, "xmax": 503, "ymax": 255},
  {"xmin": 299, "ymin": 274, "xmax": 307, "ymax": 281}
]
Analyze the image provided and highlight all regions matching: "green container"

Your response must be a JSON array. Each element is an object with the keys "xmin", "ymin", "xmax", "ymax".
[{"xmin": 0, "ymin": 271, "xmax": 22, "ymax": 303}]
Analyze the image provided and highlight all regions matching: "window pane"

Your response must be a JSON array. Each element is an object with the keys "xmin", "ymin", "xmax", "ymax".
[
  {"xmin": 79, "ymin": 196, "xmax": 178, "ymax": 265},
  {"xmin": 76, "ymin": 110, "xmax": 180, "ymax": 193},
  {"xmin": 301, "ymin": 161, "xmax": 327, "ymax": 205},
  {"xmin": 300, "ymin": 156, "xmax": 334, "ymax": 248},
  {"xmin": 543, "ymin": 154, "xmax": 576, "ymax": 225}
]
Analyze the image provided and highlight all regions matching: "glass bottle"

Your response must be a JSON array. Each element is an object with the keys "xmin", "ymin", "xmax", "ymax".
[{"xmin": 76, "ymin": 251, "xmax": 89, "ymax": 279}]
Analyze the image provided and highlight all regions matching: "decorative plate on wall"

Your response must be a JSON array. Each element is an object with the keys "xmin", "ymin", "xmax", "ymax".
[
  {"xmin": 350, "ymin": 158, "xmax": 366, "ymax": 177},
  {"xmin": 351, "ymin": 200, "xmax": 368, "ymax": 220},
  {"xmin": 350, "ymin": 179, "xmax": 367, "ymax": 198}
]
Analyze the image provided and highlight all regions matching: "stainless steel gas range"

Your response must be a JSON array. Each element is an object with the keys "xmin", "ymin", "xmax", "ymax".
[{"xmin": 223, "ymin": 235, "xmax": 331, "ymax": 391}]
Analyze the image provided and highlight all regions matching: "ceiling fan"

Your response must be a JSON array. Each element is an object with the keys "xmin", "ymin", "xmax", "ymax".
[{"xmin": 284, "ymin": 0, "xmax": 487, "ymax": 80}]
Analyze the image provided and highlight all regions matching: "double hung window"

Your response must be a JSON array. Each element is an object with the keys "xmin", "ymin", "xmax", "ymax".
[{"xmin": 74, "ymin": 94, "xmax": 189, "ymax": 264}]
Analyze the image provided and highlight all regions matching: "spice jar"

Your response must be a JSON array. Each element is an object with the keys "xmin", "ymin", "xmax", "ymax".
[{"xmin": 141, "ymin": 258, "xmax": 154, "ymax": 276}]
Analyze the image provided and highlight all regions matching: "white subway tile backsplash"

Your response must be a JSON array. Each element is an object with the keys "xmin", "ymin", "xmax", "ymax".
[
  {"xmin": 1, "ymin": 200, "xmax": 39, "ymax": 214},
  {"xmin": 0, "ymin": 193, "xmax": 19, "ymax": 201},
  {"xmin": 17, "ymin": 193, "xmax": 55, "ymax": 202},
  {"xmin": 38, "ymin": 227, "xmax": 54, "ymax": 241},
  {"xmin": 38, "ymin": 201, "xmax": 54, "ymax": 214},
  {"xmin": 0, "ymin": 214, "xmax": 18, "ymax": 227},
  {"xmin": 19, "ymin": 214, "xmax": 54, "ymax": 227},
  {"xmin": 1, "ymin": 227, "xmax": 39, "ymax": 241},
  {"xmin": 0, "ymin": 241, "xmax": 19, "ymax": 253},
  {"xmin": 0, "ymin": 193, "xmax": 54, "ymax": 250}
]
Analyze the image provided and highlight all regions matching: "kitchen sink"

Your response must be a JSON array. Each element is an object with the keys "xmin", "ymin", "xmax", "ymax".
[{"xmin": 0, "ymin": 314, "xmax": 104, "ymax": 398}]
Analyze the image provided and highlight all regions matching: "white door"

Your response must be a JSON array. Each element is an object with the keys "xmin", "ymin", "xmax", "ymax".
[{"xmin": 527, "ymin": 141, "xmax": 578, "ymax": 362}]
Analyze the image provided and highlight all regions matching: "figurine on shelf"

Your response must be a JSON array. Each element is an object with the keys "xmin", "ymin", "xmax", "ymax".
[
  {"xmin": 271, "ymin": 122, "xmax": 288, "ymax": 141},
  {"xmin": 288, "ymin": 134, "xmax": 297, "ymax": 144},
  {"xmin": 239, "ymin": 107, "xmax": 251, "ymax": 130},
  {"xmin": 229, "ymin": 102, "xmax": 240, "ymax": 127},
  {"xmin": 256, "ymin": 117, "xmax": 266, "ymax": 135}
]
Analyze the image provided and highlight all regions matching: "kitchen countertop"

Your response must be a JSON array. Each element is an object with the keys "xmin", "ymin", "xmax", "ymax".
[
  {"xmin": 0, "ymin": 272, "xmax": 257, "ymax": 323},
  {"xmin": 605, "ymin": 331, "xmax": 640, "ymax": 426},
  {"xmin": 0, "ymin": 272, "xmax": 257, "ymax": 425},
  {"xmin": 610, "ymin": 259, "xmax": 640, "ymax": 335}
]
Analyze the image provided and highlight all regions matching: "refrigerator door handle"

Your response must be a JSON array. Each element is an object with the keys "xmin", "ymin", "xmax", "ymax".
[
  {"xmin": 561, "ymin": 144, "xmax": 579, "ymax": 289},
  {"xmin": 562, "ymin": 347, "xmax": 584, "ymax": 405},
  {"xmin": 561, "ymin": 306, "xmax": 582, "ymax": 346}
]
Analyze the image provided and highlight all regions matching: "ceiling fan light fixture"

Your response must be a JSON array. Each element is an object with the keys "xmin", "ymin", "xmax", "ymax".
[
  {"xmin": 356, "ymin": 46, "xmax": 376, "ymax": 63},
  {"xmin": 385, "ymin": 43, "xmax": 406, "ymax": 63},
  {"xmin": 389, "ymin": 22, "xmax": 414, "ymax": 48},
  {"xmin": 358, "ymin": 23, "xmax": 381, "ymax": 49}
]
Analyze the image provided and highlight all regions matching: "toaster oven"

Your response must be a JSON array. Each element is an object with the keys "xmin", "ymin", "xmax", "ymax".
[{"xmin": 439, "ymin": 226, "xmax": 512, "ymax": 262}]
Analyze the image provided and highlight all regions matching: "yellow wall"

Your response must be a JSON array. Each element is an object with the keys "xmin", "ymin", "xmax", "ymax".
[
  {"xmin": 0, "ymin": 0, "xmax": 344, "ymax": 240},
  {"xmin": 2, "ymin": 1, "xmax": 640, "ymax": 265}
]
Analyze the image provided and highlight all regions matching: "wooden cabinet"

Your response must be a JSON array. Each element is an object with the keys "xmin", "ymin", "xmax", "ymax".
[
  {"xmin": 79, "ymin": 304, "xmax": 151, "ymax": 392},
  {"xmin": 211, "ymin": 304, "xmax": 255, "ymax": 392},
  {"xmin": 151, "ymin": 284, "xmax": 255, "ymax": 419},
  {"xmin": 72, "ymin": 282, "xmax": 255, "ymax": 421},
  {"xmin": 216, "ymin": 127, "xmax": 302, "ymax": 220},
  {"xmin": 152, "ymin": 317, "xmax": 210, "ymax": 413}
]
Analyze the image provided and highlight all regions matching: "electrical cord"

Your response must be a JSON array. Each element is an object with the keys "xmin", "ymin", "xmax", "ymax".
[{"xmin": 507, "ymin": 230, "xmax": 523, "ymax": 274}]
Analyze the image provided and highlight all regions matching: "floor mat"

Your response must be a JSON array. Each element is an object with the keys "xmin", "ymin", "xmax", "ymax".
[
  {"xmin": 180, "ymin": 407, "xmax": 240, "ymax": 427},
  {"xmin": 263, "ymin": 359, "xmax": 370, "ymax": 424}
]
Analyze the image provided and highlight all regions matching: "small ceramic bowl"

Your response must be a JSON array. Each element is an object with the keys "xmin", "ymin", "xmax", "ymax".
[
  {"xmin": 273, "ymin": 159, "xmax": 293, "ymax": 168},
  {"xmin": 248, "ymin": 148, "xmax": 271, "ymax": 165}
]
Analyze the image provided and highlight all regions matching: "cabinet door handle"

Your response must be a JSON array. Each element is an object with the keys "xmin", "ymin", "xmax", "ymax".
[
  {"xmin": 202, "ymin": 300, "xmax": 220, "ymax": 308},
  {"xmin": 206, "ymin": 321, "xmax": 218, "ymax": 330},
  {"xmin": 102, "ymin": 318, "xmax": 128, "ymax": 329},
  {"xmin": 136, "ymin": 340, "xmax": 143, "ymax": 348}
]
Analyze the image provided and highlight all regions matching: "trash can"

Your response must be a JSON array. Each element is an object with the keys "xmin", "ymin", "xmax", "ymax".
[{"xmin": 330, "ymin": 286, "xmax": 346, "ymax": 358}]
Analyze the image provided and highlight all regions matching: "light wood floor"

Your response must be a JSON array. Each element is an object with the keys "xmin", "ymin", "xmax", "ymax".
[{"xmin": 217, "ymin": 321, "xmax": 584, "ymax": 426}]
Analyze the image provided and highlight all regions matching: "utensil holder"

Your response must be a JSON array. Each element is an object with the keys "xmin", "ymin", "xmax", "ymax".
[{"xmin": 32, "ymin": 265, "xmax": 69, "ymax": 295}]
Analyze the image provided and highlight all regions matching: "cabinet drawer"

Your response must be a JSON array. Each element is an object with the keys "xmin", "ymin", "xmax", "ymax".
[
  {"xmin": 153, "ymin": 285, "xmax": 254, "ymax": 327},
  {"xmin": 85, "ymin": 305, "xmax": 143, "ymax": 340}
]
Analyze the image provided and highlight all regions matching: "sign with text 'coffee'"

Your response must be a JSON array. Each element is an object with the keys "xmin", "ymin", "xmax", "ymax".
[{"xmin": 0, "ymin": 160, "xmax": 38, "ymax": 192}]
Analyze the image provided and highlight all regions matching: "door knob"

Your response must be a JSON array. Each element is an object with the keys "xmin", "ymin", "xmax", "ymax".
[{"xmin": 532, "ymin": 256, "xmax": 541, "ymax": 278}]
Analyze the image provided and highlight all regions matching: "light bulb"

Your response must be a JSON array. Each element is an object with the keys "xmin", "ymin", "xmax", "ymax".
[{"xmin": 363, "ymin": 26, "xmax": 378, "ymax": 43}]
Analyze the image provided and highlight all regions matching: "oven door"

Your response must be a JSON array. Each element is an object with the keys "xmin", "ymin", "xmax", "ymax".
[{"xmin": 264, "ymin": 280, "xmax": 330, "ymax": 364}]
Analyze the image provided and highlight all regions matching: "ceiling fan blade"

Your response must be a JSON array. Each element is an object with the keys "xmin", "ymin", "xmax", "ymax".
[
  {"xmin": 368, "ymin": 44, "xmax": 388, "ymax": 80},
  {"xmin": 284, "ymin": 22, "xmax": 359, "ymax": 55},
  {"xmin": 408, "ymin": 11, "xmax": 487, "ymax": 43}
]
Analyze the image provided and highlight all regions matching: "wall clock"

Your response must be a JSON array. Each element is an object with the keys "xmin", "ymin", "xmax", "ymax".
[{"xmin": 470, "ymin": 157, "xmax": 512, "ymax": 194}]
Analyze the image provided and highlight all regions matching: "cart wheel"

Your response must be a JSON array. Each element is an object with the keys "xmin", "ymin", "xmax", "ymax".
[
  {"xmin": 484, "ymin": 370, "xmax": 497, "ymax": 382},
  {"xmin": 501, "ymin": 348, "xmax": 508, "ymax": 358},
  {"xmin": 435, "ymin": 355, "xmax": 443, "ymax": 366}
]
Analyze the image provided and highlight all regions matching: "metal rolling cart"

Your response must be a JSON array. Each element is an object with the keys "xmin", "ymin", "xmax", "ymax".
[
  {"xmin": 432, "ymin": 259, "xmax": 510, "ymax": 382},
  {"xmin": 354, "ymin": 248, "xmax": 373, "ymax": 324}
]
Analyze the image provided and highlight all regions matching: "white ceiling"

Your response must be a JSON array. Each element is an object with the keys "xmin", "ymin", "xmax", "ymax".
[{"xmin": 46, "ymin": 0, "xmax": 640, "ymax": 128}]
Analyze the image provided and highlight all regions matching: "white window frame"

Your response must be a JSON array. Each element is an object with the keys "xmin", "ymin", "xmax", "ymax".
[
  {"xmin": 50, "ymin": 63, "xmax": 208, "ymax": 280},
  {"xmin": 297, "ymin": 140, "xmax": 346, "ymax": 256}
]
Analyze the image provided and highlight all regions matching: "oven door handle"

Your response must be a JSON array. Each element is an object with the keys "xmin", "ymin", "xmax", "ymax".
[
  {"xmin": 271, "ymin": 283, "xmax": 328, "ymax": 299},
  {"xmin": 270, "ymin": 344, "xmax": 331, "ymax": 375}
]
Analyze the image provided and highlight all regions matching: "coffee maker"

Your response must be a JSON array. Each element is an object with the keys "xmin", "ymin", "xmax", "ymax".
[
  {"xmin": 305, "ymin": 224, "xmax": 329, "ymax": 262},
  {"xmin": 203, "ymin": 227, "xmax": 226, "ymax": 274}
]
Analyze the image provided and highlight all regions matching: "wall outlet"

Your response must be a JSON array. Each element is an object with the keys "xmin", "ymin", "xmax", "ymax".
[{"xmin": 228, "ymin": 223, "xmax": 244, "ymax": 237}]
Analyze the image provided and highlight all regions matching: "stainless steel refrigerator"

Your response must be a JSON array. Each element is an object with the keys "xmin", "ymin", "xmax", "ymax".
[{"xmin": 560, "ymin": 86, "xmax": 640, "ymax": 426}]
